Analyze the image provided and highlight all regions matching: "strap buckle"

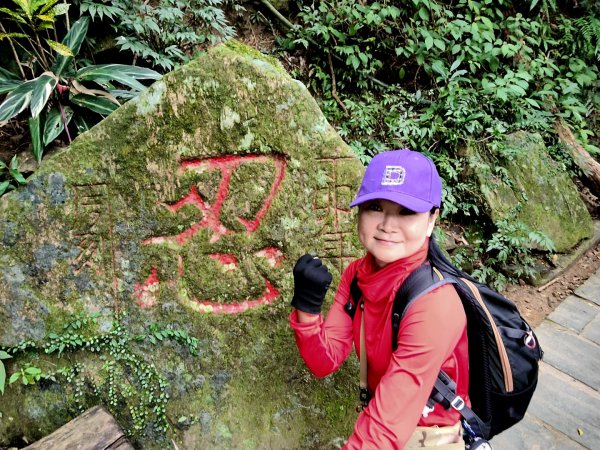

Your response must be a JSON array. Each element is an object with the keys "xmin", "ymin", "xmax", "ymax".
[
  {"xmin": 450, "ymin": 395, "xmax": 466, "ymax": 411},
  {"xmin": 422, "ymin": 404, "xmax": 435, "ymax": 417}
]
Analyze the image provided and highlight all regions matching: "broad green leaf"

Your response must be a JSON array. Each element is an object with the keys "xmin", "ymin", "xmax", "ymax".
[
  {"xmin": 0, "ymin": 181, "xmax": 9, "ymax": 196},
  {"xmin": 43, "ymin": 105, "xmax": 71, "ymax": 145},
  {"xmin": 30, "ymin": 73, "xmax": 57, "ymax": 118},
  {"xmin": 46, "ymin": 39, "xmax": 73, "ymax": 57},
  {"xmin": 425, "ymin": 35, "xmax": 434, "ymax": 50},
  {"xmin": 38, "ymin": 0, "xmax": 59, "ymax": 15},
  {"xmin": 0, "ymin": 79, "xmax": 22, "ymax": 95},
  {"xmin": 31, "ymin": 0, "xmax": 51, "ymax": 13},
  {"xmin": 10, "ymin": 167, "xmax": 27, "ymax": 184},
  {"xmin": 52, "ymin": 16, "xmax": 89, "ymax": 76},
  {"xmin": 70, "ymin": 93, "xmax": 119, "ymax": 115},
  {"xmin": 29, "ymin": 115, "xmax": 42, "ymax": 162},
  {"xmin": 36, "ymin": 21, "xmax": 54, "ymax": 31},
  {"xmin": 450, "ymin": 59, "xmax": 462, "ymax": 72},
  {"xmin": 515, "ymin": 71, "xmax": 533, "ymax": 80},
  {"xmin": 8, "ymin": 372, "xmax": 20, "ymax": 384},
  {"xmin": 36, "ymin": 13, "xmax": 54, "ymax": 21},
  {"xmin": 9, "ymin": 0, "xmax": 31, "ymax": 18},
  {"xmin": 76, "ymin": 64, "xmax": 160, "ymax": 90},
  {"xmin": 52, "ymin": 2, "xmax": 68, "ymax": 15},
  {"xmin": 418, "ymin": 7, "xmax": 429, "ymax": 21},
  {"xmin": 481, "ymin": 17, "xmax": 494, "ymax": 29},
  {"xmin": 0, "ymin": 32, "xmax": 28, "ymax": 40},
  {"xmin": 0, "ymin": 7, "xmax": 27, "ymax": 22},
  {"xmin": 0, "ymin": 351, "xmax": 11, "ymax": 359},
  {"xmin": 73, "ymin": 114, "xmax": 92, "ymax": 133},
  {"xmin": 0, "ymin": 80, "xmax": 36, "ymax": 122},
  {"xmin": 508, "ymin": 84, "xmax": 526, "ymax": 96},
  {"xmin": 10, "ymin": 155, "xmax": 19, "ymax": 170},
  {"xmin": 513, "ymin": 79, "xmax": 529, "ymax": 90},
  {"xmin": 0, "ymin": 363, "xmax": 5, "ymax": 394}
]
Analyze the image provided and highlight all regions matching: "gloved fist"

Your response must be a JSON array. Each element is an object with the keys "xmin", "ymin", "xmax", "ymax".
[{"xmin": 291, "ymin": 254, "xmax": 333, "ymax": 314}]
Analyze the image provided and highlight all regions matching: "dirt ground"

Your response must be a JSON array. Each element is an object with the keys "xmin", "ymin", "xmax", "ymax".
[{"xmin": 504, "ymin": 244, "xmax": 600, "ymax": 327}]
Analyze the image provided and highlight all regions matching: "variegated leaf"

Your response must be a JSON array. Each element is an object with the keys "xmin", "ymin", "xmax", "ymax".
[
  {"xmin": 70, "ymin": 93, "xmax": 119, "ymax": 115},
  {"xmin": 0, "ymin": 80, "xmax": 35, "ymax": 122},
  {"xmin": 43, "ymin": 105, "xmax": 71, "ymax": 145},
  {"xmin": 47, "ymin": 39, "xmax": 73, "ymax": 57},
  {"xmin": 30, "ymin": 73, "xmax": 57, "ymax": 118},
  {"xmin": 52, "ymin": 16, "xmax": 89, "ymax": 76}
]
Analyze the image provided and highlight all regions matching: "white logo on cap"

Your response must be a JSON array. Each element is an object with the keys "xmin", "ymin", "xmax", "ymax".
[{"xmin": 381, "ymin": 166, "xmax": 405, "ymax": 186}]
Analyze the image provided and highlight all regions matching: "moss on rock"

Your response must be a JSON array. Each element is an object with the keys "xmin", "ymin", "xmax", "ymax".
[{"xmin": 469, "ymin": 131, "xmax": 593, "ymax": 253}]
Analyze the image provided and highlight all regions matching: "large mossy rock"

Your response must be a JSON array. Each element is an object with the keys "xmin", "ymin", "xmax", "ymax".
[
  {"xmin": 0, "ymin": 41, "xmax": 364, "ymax": 449},
  {"xmin": 470, "ymin": 131, "xmax": 593, "ymax": 252}
]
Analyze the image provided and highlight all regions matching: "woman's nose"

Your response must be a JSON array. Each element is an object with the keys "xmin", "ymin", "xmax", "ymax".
[{"xmin": 378, "ymin": 213, "xmax": 398, "ymax": 232}]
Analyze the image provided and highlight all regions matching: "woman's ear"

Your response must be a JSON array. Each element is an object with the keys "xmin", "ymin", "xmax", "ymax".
[{"xmin": 426, "ymin": 208, "xmax": 440, "ymax": 237}]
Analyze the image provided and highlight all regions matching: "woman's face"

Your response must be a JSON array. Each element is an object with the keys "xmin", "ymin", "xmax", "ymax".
[{"xmin": 358, "ymin": 199, "xmax": 438, "ymax": 269}]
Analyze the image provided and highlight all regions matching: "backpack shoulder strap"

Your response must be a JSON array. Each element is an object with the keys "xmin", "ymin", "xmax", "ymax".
[
  {"xmin": 391, "ymin": 263, "xmax": 456, "ymax": 351},
  {"xmin": 344, "ymin": 275, "xmax": 363, "ymax": 319}
]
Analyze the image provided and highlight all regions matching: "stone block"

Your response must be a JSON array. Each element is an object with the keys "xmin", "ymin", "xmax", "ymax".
[
  {"xmin": 582, "ymin": 312, "xmax": 600, "ymax": 345},
  {"xmin": 525, "ymin": 363, "xmax": 600, "ymax": 449},
  {"xmin": 575, "ymin": 268, "xmax": 600, "ymax": 306},
  {"xmin": 492, "ymin": 414, "xmax": 587, "ymax": 450},
  {"xmin": 547, "ymin": 295, "xmax": 599, "ymax": 332},
  {"xmin": 535, "ymin": 322, "xmax": 600, "ymax": 390}
]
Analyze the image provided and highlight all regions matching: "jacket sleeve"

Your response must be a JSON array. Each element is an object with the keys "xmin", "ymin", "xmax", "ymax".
[
  {"xmin": 344, "ymin": 285, "xmax": 466, "ymax": 450},
  {"xmin": 289, "ymin": 262, "xmax": 357, "ymax": 378}
]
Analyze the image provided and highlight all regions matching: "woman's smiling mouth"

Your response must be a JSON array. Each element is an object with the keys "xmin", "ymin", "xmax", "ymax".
[{"xmin": 375, "ymin": 237, "xmax": 400, "ymax": 245}]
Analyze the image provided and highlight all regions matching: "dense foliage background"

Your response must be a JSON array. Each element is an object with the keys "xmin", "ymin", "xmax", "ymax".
[{"xmin": 1, "ymin": 0, "xmax": 599, "ymax": 286}]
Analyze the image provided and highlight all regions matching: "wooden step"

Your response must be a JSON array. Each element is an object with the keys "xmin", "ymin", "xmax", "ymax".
[{"xmin": 23, "ymin": 405, "xmax": 134, "ymax": 450}]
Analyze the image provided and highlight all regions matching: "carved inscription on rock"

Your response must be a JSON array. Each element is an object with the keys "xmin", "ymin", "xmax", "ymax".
[
  {"xmin": 136, "ymin": 155, "xmax": 287, "ymax": 314},
  {"xmin": 313, "ymin": 157, "xmax": 357, "ymax": 273}
]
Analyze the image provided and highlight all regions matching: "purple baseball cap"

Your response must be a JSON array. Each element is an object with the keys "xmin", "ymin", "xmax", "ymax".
[{"xmin": 350, "ymin": 149, "xmax": 442, "ymax": 213}]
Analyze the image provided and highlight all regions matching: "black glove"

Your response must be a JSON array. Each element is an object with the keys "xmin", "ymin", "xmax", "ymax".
[{"xmin": 291, "ymin": 254, "xmax": 333, "ymax": 314}]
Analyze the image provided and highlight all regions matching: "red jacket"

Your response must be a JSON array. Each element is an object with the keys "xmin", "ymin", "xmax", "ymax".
[{"xmin": 290, "ymin": 247, "xmax": 469, "ymax": 449}]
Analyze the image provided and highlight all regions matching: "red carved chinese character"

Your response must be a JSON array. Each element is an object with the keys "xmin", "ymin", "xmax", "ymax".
[{"xmin": 136, "ymin": 155, "xmax": 287, "ymax": 314}]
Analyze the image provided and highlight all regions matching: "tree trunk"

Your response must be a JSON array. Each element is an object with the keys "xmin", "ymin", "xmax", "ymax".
[{"xmin": 555, "ymin": 119, "xmax": 600, "ymax": 197}]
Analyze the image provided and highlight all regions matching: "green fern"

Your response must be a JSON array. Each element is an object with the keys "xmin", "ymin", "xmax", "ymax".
[{"xmin": 574, "ymin": 15, "xmax": 600, "ymax": 60}]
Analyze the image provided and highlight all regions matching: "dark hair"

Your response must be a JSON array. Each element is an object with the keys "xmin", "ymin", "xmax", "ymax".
[{"xmin": 427, "ymin": 234, "xmax": 479, "ymax": 284}]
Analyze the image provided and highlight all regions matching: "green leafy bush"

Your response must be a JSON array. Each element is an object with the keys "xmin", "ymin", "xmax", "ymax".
[
  {"xmin": 74, "ymin": 0, "xmax": 236, "ymax": 70},
  {"xmin": 0, "ymin": 3, "xmax": 161, "ymax": 164},
  {"xmin": 279, "ymin": 0, "xmax": 597, "ymax": 284}
]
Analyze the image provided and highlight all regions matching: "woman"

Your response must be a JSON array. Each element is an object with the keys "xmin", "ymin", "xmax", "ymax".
[{"xmin": 289, "ymin": 149, "xmax": 469, "ymax": 449}]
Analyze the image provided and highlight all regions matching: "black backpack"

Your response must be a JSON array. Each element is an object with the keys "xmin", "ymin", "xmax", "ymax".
[{"xmin": 344, "ymin": 262, "xmax": 543, "ymax": 443}]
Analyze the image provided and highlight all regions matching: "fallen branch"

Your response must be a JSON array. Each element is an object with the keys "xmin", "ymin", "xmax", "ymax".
[{"xmin": 537, "ymin": 277, "xmax": 560, "ymax": 292}]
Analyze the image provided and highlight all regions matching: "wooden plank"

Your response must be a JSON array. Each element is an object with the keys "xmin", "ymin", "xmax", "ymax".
[{"xmin": 24, "ymin": 405, "xmax": 134, "ymax": 450}]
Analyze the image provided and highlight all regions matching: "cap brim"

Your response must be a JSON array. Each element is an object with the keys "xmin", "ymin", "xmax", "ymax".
[{"xmin": 349, "ymin": 191, "xmax": 436, "ymax": 213}]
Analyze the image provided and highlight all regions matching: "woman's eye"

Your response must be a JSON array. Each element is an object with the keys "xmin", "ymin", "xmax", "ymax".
[
  {"xmin": 365, "ymin": 202, "xmax": 382, "ymax": 212},
  {"xmin": 399, "ymin": 208, "xmax": 417, "ymax": 216}
]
